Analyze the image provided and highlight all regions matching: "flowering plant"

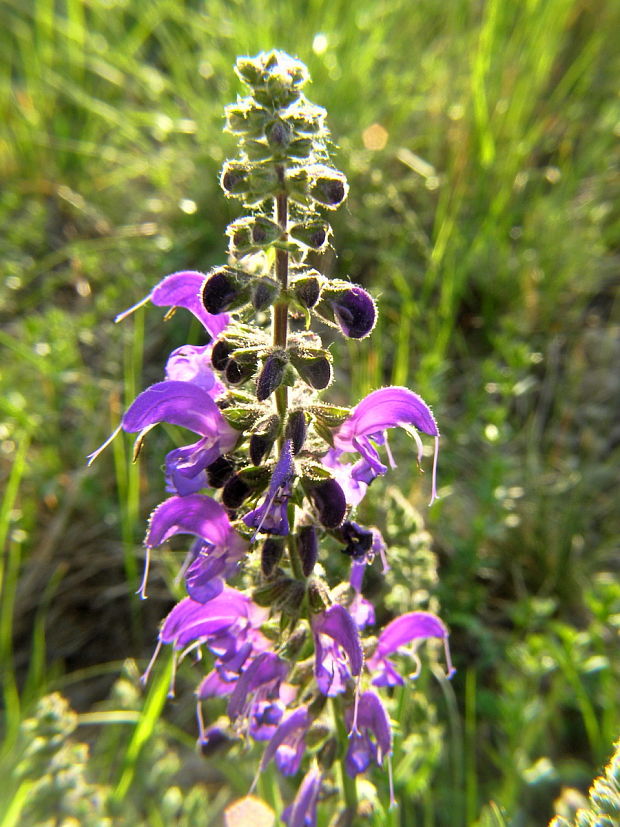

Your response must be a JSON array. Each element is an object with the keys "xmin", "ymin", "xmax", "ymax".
[{"xmin": 92, "ymin": 50, "xmax": 454, "ymax": 823}]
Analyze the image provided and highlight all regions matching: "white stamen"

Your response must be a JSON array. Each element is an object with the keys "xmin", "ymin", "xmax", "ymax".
[
  {"xmin": 137, "ymin": 547, "xmax": 151, "ymax": 599},
  {"xmin": 444, "ymin": 635, "xmax": 456, "ymax": 679},
  {"xmin": 140, "ymin": 639, "xmax": 162, "ymax": 686},
  {"xmin": 388, "ymin": 753, "xmax": 397, "ymax": 809},
  {"xmin": 196, "ymin": 699, "xmax": 206, "ymax": 743},
  {"xmin": 86, "ymin": 424, "xmax": 122, "ymax": 466},
  {"xmin": 428, "ymin": 435, "xmax": 440, "ymax": 506},
  {"xmin": 114, "ymin": 293, "xmax": 151, "ymax": 324}
]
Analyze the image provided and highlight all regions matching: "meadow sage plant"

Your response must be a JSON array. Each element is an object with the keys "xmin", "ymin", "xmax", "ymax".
[{"xmin": 92, "ymin": 50, "xmax": 454, "ymax": 823}]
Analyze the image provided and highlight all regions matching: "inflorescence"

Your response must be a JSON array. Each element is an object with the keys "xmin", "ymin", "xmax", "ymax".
[{"xmin": 91, "ymin": 50, "xmax": 454, "ymax": 824}]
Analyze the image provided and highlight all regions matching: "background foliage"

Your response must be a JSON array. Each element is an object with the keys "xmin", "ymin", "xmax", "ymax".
[{"xmin": 1, "ymin": 0, "xmax": 618, "ymax": 825}]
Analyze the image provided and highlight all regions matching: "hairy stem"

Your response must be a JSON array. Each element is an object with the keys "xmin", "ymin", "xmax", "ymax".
[{"xmin": 273, "ymin": 187, "xmax": 289, "ymax": 424}]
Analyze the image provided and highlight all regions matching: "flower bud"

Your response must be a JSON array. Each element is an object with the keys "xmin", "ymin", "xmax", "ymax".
[
  {"xmin": 244, "ymin": 166, "xmax": 281, "ymax": 205},
  {"xmin": 307, "ymin": 479, "xmax": 347, "ymax": 528},
  {"xmin": 309, "ymin": 167, "xmax": 348, "ymax": 209},
  {"xmin": 220, "ymin": 161, "xmax": 250, "ymax": 195},
  {"xmin": 253, "ymin": 575, "xmax": 305, "ymax": 616},
  {"xmin": 222, "ymin": 466, "xmax": 270, "ymax": 509},
  {"xmin": 235, "ymin": 56, "xmax": 263, "ymax": 87},
  {"xmin": 242, "ymin": 139, "xmax": 274, "ymax": 163},
  {"xmin": 290, "ymin": 349, "xmax": 332, "ymax": 390},
  {"xmin": 256, "ymin": 351, "xmax": 288, "ymax": 401},
  {"xmin": 329, "ymin": 286, "xmax": 376, "ymax": 339},
  {"xmin": 337, "ymin": 521, "xmax": 374, "ymax": 559},
  {"xmin": 288, "ymin": 138, "xmax": 314, "ymax": 160},
  {"xmin": 290, "ymin": 273, "xmax": 322, "ymax": 309},
  {"xmin": 307, "ymin": 576, "xmax": 332, "ymax": 613},
  {"xmin": 249, "ymin": 414, "xmax": 280, "ymax": 465},
  {"xmin": 297, "ymin": 525, "xmax": 318, "ymax": 577},
  {"xmin": 201, "ymin": 267, "xmax": 250, "ymax": 314},
  {"xmin": 309, "ymin": 404, "xmax": 351, "ymax": 428},
  {"xmin": 266, "ymin": 119, "xmax": 292, "ymax": 149},
  {"xmin": 317, "ymin": 737, "xmax": 338, "ymax": 771},
  {"xmin": 260, "ymin": 537, "xmax": 285, "ymax": 577},
  {"xmin": 285, "ymin": 409, "xmax": 307, "ymax": 454},
  {"xmin": 211, "ymin": 339, "xmax": 235, "ymax": 370},
  {"xmin": 280, "ymin": 625, "xmax": 307, "ymax": 660},
  {"xmin": 289, "ymin": 222, "xmax": 330, "ymax": 251},
  {"xmin": 206, "ymin": 456, "xmax": 235, "ymax": 488},
  {"xmin": 251, "ymin": 277, "xmax": 280, "ymax": 311},
  {"xmin": 225, "ymin": 354, "xmax": 257, "ymax": 385},
  {"xmin": 252, "ymin": 216, "xmax": 282, "ymax": 245},
  {"xmin": 225, "ymin": 102, "xmax": 269, "ymax": 137}
]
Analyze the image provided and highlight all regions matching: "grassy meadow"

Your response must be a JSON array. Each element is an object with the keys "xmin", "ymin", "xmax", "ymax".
[{"xmin": 1, "ymin": 0, "xmax": 619, "ymax": 824}]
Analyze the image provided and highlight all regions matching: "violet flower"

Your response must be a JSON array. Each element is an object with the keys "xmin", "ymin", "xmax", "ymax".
[
  {"xmin": 122, "ymin": 380, "xmax": 239, "ymax": 495},
  {"xmin": 165, "ymin": 344, "xmax": 225, "ymax": 397},
  {"xmin": 348, "ymin": 557, "xmax": 375, "ymax": 630},
  {"xmin": 326, "ymin": 386, "xmax": 440, "ymax": 504},
  {"xmin": 344, "ymin": 691, "xmax": 392, "ymax": 777},
  {"xmin": 367, "ymin": 611, "xmax": 455, "ymax": 687},
  {"xmin": 243, "ymin": 440, "xmax": 295, "ymax": 536},
  {"xmin": 115, "ymin": 270, "xmax": 230, "ymax": 339},
  {"xmin": 311, "ymin": 604, "xmax": 363, "ymax": 696},
  {"xmin": 330, "ymin": 285, "xmax": 376, "ymax": 339},
  {"xmin": 260, "ymin": 706, "xmax": 311, "ymax": 776},
  {"xmin": 145, "ymin": 493, "xmax": 248, "ymax": 599},
  {"xmin": 282, "ymin": 766, "xmax": 322, "ymax": 827}
]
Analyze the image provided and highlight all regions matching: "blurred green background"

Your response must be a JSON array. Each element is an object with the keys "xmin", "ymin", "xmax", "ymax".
[{"xmin": 1, "ymin": 0, "xmax": 618, "ymax": 825}]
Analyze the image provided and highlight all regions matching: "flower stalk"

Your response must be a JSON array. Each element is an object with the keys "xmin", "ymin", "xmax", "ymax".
[{"xmin": 93, "ymin": 49, "xmax": 454, "ymax": 824}]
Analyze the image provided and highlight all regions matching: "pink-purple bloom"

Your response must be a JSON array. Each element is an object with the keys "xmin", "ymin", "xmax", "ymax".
[
  {"xmin": 282, "ymin": 766, "xmax": 322, "ymax": 827},
  {"xmin": 367, "ymin": 611, "xmax": 455, "ymax": 687},
  {"xmin": 325, "ymin": 386, "xmax": 440, "ymax": 505},
  {"xmin": 122, "ymin": 381, "xmax": 239, "ymax": 495},
  {"xmin": 261, "ymin": 706, "xmax": 311, "ymax": 776},
  {"xmin": 312, "ymin": 604, "xmax": 363, "ymax": 696},
  {"xmin": 243, "ymin": 440, "xmax": 295, "ymax": 535},
  {"xmin": 344, "ymin": 691, "xmax": 392, "ymax": 776},
  {"xmin": 116, "ymin": 271, "xmax": 230, "ymax": 339}
]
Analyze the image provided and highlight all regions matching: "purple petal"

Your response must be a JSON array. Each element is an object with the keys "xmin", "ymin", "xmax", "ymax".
[
  {"xmin": 165, "ymin": 344, "xmax": 225, "ymax": 396},
  {"xmin": 160, "ymin": 589, "xmax": 256, "ymax": 646},
  {"xmin": 347, "ymin": 691, "xmax": 392, "ymax": 762},
  {"xmin": 282, "ymin": 767, "xmax": 322, "ymax": 827},
  {"xmin": 313, "ymin": 604, "xmax": 363, "ymax": 677},
  {"xmin": 375, "ymin": 611, "xmax": 448, "ymax": 656},
  {"xmin": 122, "ymin": 381, "xmax": 237, "ymax": 443},
  {"xmin": 228, "ymin": 652, "xmax": 288, "ymax": 719},
  {"xmin": 146, "ymin": 494, "xmax": 239, "ymax": 548},
  {"xmin": 150, "ymin": 271, "xmax": 229, "ymax": 337},
  {"xmin": 197, "ymin": 669, "xmax": 236, "ymax": 699},
  {"xmin": 335, "ymin": 387, "xmax": 439, "ymax": 447},
  {"xmin": 243, "ymin": 441, "xmax": 295, "ymax": 536},
  {"xmin": 261, "ymin": 706, "xmax": 310, "ymax": 773}
]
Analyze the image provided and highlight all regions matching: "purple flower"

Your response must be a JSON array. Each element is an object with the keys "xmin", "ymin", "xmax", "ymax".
[
  {"xmin": 227, "ymin": 651, "xmax": 289, "ymax": 721},
  {"xmin": 366, "ymin": 611, "xmax": 455, "ymax": 687},
  {"xmin": 282, "ymin": 766, "xmax": 322, "ymax": 827},
  {"xmin": 261, "ymin": 706, "xmax": 311, "ymax": 776},
  {"xmin": 122, "ymin": 381, "xmax": 238, "ymax": 495},
  {"xmin": 344, "ymin": 691, "xmax": 392, "ymax": 776},
  {"xmin": 243, "ymin": 440, "xmax": 295, "ymax": 536},
  {"xmin": 146, "ymin": 494, "xmax": 248, "ymax": 600},
  {"xmin": 326, "ymin": 386, "xmax": 440, "ymax": 505},
  {"xmin": 348, "ymin": 558, "xmax": 375, "ymax": 630},
  {"xmin": 165, "ymin": 344, "xmax": 225, "ymax": 397},
  {"xmin": 115, "ymin": 271, "xmax": 230, "ymax": 339},
  {"xmin": 312, "ymin": 604, "xmax": 363, "ymax": 696}
]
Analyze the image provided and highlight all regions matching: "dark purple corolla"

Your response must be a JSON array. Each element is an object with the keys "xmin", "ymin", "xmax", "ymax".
[
  {"xmin": 282, "ymin": 765, "xmax": 322, "ymax": 827},
  {"xmin": 243, "ymin": 440, "xmax": 295, "ymax": 536},
  {"xmin": 324, "ymin": 386, "xmax": 440, "ymax": 505},
  {"xmin": 344, "ymin": 691, "xmax": 392, "ymax": 776},
  {"xmin": 330, "ymin": 286, "xmax": 376, "ymax": 339},
  {"xmin": 311, "ymin": 604, "xmax": 363, "ymax": 697},
  {"xmin": 115, "ymin": 270, "xmax": 230, "ymax": 339},
  {"xmin": 122, "ymin": 381, "xmax": 239, "ymax": 495},
  {"xmin": 367, "ymin": 611, "xmax": 455, "ymax": 687}
]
